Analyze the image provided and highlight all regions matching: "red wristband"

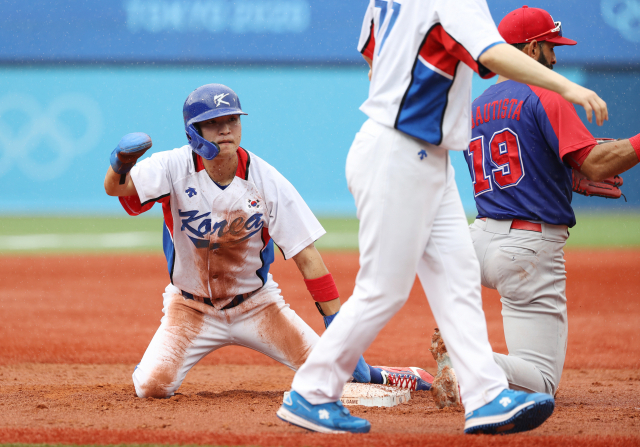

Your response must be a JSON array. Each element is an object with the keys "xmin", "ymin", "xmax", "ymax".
[
  {"xmin": 629, "ymin": 134, "xmax": 640, "ymax": 162},
  {"xmin": 304, "ymin": 273, "xmax": 339, "ymax": 302}
]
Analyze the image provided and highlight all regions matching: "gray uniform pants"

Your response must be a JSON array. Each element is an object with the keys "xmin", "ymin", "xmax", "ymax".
[{"xmin": 469, "ymin": 218, "xmax": 569, "ymax": 396}]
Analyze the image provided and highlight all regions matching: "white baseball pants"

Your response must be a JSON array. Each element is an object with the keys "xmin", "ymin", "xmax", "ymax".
[
  {"xmin": 291, "ymin": 119, "xmax": 508, "ymax": 413},
  {"xmin": 470, "ymin": 218, "xmax": 569, "ymax": 396},
  {"xmin": 133, "ymin": 275, "xmax": 318, "ymax": 398}
]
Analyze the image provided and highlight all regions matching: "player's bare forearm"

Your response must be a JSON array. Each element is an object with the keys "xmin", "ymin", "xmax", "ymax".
[
  {"xmin": 104, "ymin": 166, "xmax": 139, "ymax": 197},
  {"xmin": 293, "ymin": 243, "xmax": 329, "ymax": 279},
  {"xmin": 479, "ymin": 44, "xmax": 608, "ymax": 126},
  {"xmin": 581, "ymin": 140, "xmax": 639, "ymax": 182},
  {"xmin": 293, "ymin": 243, "xmax": 341, "ymax": 315},
  {"xmin": 316, "ymin": 298, "xmax": 341, "ymax": 316}
]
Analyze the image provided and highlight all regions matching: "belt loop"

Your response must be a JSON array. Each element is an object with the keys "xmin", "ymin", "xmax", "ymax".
[
  {"xmin": 484, "ymin": 218, "xmax": 513, "ymax": 235},
  {"xmin": 541, "ymin": 223, "xmax": 569, "ymax": 242}
]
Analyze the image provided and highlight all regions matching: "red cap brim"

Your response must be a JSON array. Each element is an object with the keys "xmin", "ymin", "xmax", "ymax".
[{"xmin": 545, "ymin": 36, "xmax": 577, "ymax": 46}]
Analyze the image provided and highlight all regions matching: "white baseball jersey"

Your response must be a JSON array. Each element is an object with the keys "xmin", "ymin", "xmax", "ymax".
[
  {"xmin": 120, "ymin": 146, "xmax": 325, "ymax": 308},
  {"xmin": 357, "ymin": 0, "xmax": 504, "ymax": 151}
]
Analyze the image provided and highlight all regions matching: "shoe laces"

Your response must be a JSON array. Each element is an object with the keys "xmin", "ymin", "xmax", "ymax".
[{"xmin": 388, "ymin": 373, "xmax": 417, "ymax": 390}]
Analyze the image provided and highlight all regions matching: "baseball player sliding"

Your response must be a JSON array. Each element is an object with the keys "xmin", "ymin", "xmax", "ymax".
[
  {"xmin": 103, "ymin": 84, "xmax": 434, "ymax": 400},
  {"xmin": 462, "ymin": 6, "xmax": 640, "ymax": 397},
  {"xmin": 277, "ymin": 0, "xmax": 608, "ymax": 435}
]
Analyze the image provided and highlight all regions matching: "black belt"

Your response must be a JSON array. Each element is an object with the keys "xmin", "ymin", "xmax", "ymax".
[{"xmin": 181, "ymin": 287, "xmax": 261, "ymax": 310}]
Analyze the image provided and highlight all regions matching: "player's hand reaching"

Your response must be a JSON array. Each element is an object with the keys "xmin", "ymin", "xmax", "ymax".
[
  {"xmin": 110, "ymin": 132, "xmax": 153, "ymax": 175},
  {"xmin": 559, "ymin": 84, "xmax": 608, "ymax": 126},
  {"xmin": 104, "ymin": 132, "xmax": 151, "ymax": 197},
  {"xmin": 480, "ymin": 44, "xmax": 609, "ymax": 126}
]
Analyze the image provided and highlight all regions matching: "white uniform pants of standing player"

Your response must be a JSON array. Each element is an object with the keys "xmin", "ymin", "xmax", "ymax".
[
  {"xmin": 470, "ymin": 218, "xmax": 569, "ymax": 396},
  {"xmin": 133, "ymin": 275, "xmax": 318, "ymax": 398},
  {"xmin": 291, "ymin": 119, "xmax": 508, "ymax": 413}
]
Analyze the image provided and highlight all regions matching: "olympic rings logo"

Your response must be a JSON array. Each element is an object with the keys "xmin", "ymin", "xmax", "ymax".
[
  {"xmin": 0, "ymin": 93, "xmax": 103, "ymax": 181},
  {"xmin": 601, "ymin": 0, "xmax": 640, "ymax": 42}
]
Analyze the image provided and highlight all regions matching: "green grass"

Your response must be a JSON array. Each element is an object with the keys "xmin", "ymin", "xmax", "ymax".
[
  {"xmin": 0, "ymin": 216, "xmax": 164, "ymax": 235},
  {"xmin": 0, "ymin": 214, "xmax": 638, "ymax": 254},
  {"xmin": 566, "ymin": 214, "xmax": 640, "ymax": 248}
]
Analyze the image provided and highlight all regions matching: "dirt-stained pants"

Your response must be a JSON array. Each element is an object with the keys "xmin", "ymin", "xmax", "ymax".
[{"xmin": 133, "ymin": 275, "xmax": 318, "ymax": 398}]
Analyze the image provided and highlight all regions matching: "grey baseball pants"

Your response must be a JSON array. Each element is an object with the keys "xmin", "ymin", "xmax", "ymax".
[{"xmin": 469, "ymin": 217, "xmax": 569, "ymax": 396}]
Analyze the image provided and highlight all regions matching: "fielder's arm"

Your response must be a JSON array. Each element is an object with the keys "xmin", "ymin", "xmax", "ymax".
[
  {"xmin": 479, "ymin": 44, "xmax": 608, "ymax": 126},
  {"xmin": 292, "ymin": 243, "xmax": 341, "ymax": 316},
  {"xmin": 581, "ymin": 138, "xmax": 640, "ymax": 182}
]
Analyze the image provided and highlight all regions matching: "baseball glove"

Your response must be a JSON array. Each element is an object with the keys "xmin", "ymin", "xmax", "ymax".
[
  {"xmin": 571, "ymin": 138, "xmax": 625, "ymax": 200},
  {"xmin": 571, "ymin": 169, "xmax": 623, "ymax": 199}
]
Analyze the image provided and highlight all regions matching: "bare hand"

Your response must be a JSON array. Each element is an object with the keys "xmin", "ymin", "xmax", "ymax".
[{"xmin": 559, "ymin": 84, "xmax": 608, "ymax": 126}]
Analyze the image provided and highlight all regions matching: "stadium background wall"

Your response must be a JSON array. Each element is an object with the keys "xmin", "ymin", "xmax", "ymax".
[{"xmin": 1, "ymin": 0, "xmax": 639, "ymax": 216}]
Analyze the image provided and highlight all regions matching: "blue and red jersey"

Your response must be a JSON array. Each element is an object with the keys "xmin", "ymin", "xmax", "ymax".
[{"xmin": 464, "ymin": 80, "xmax": 597, "ymax": 227}]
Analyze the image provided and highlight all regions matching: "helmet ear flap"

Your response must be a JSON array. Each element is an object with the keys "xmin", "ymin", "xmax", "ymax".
[{"xmin": 186, "ymin": 124, "xmax": 220, "ymax": 160}]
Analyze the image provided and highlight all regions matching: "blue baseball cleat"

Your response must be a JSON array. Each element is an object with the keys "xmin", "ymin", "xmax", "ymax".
[
  {"xmin": 464, "ymin": 389, "xmax": 555, "ymax": 435},
  {"xmin": 277, "ymin": 390, "xmax": 371, "ymax": 434}
]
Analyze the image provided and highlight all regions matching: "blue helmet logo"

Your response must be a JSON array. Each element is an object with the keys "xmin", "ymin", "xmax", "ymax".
[{"xmin": 183, "ymin": 84, "xmax": 247, "ymax": 160}]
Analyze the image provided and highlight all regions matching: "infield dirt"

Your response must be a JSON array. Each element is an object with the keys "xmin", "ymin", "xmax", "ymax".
[{"xmin": 0, "ymin": 250, "xmax": 638, "ymax": 446}]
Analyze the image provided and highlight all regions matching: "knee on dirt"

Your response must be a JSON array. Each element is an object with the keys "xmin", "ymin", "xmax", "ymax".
[{"xmin": 132, "ymin": 368, "xmax": 177, "ymax": 399}]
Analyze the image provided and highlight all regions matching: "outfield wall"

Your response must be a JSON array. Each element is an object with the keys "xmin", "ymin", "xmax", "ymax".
[{"xmin": 1, "ymin": 66, "xmax": 638, "ymax": 217}]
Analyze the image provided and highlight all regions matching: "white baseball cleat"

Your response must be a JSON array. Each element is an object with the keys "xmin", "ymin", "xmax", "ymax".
[{"xmin": 373, "ymin": 366, "xmax": 434, "ymax": 391}]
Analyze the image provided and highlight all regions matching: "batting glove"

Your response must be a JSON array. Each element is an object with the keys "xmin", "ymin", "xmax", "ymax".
[{"xmin": 110, "ymin": 132, "xmax": 152, "ymax": 175}]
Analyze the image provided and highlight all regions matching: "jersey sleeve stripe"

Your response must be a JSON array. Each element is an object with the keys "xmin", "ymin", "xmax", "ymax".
[
  {"xmin": 360, "ymin": 20, "xmax": 376, "ymax": 60},
  {"xmin": 478, "ymin": 42, "xmax": 502, "ymax": 58},
  {"xmin": 119, "ymin": 195, "xmax": 151, "ymax": 216},
  {"xmin": 119, "ymin": 193, "xmax": 169, "ymax": 215},
  {"xmin": 140, "ymin": 192, "xmax": 170, "ymax": 208}
]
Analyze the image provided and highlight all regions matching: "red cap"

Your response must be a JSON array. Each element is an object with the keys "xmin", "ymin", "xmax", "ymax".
[{"xmin": 498, "ymin": 5, "xmax": 576, "ymax": 46}]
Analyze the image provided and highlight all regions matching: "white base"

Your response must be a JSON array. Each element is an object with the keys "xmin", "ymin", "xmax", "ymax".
[
  {"xmin": 341, "ymin": 383, "xmax": 411, "ymax": 407},
  {"xmin": 284, "ymin": 383, "xmax": 410, "ymax": 409}
]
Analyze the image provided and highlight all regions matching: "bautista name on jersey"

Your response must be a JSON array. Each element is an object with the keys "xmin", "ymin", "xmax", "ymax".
[
  {"xmin": 466, "ymin": 80, "xmax": 597, "ymax": 227},
  {"xmin": 357, "ymin": 0, "xmax": 504, "ymax": 150},
  {"xmin": 119, "ymin": 146, "xmax": 325, "ymax": 308}
]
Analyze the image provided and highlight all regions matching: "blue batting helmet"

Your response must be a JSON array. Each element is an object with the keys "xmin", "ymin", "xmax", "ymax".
[{"xmin": 183, "ymin": 84, "xmax": 247, "ymax": 160}]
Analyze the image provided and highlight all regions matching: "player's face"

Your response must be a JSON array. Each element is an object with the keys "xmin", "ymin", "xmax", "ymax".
[
  {"xmin": 198, "ymin": 114, "xmax": 242, "ymax": 156},
  {"xmin": 536, "ymin": 42, "xmax": 557, "ymax": 70}
]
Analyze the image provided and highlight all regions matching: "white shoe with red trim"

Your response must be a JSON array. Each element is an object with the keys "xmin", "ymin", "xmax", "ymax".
[{"xmin": 374, "ymin": 366, "xmax": 434, "ymax": 391}]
